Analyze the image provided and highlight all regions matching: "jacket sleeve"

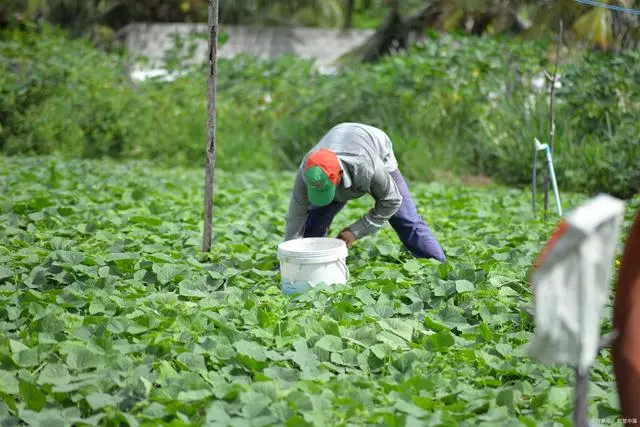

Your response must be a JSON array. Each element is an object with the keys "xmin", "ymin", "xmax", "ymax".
[
  {"xmin": 347, "ymin": 160, "xmax": 402, "ymax": 239},
  {"xmin": 284, "ymin": 169, "xmax": 309, "ymax": 241}
]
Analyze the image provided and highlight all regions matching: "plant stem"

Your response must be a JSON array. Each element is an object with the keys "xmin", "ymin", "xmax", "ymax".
[
  {"xmin": 344, "ymin": 0, "xmax": 355, "ymax": 30},
  {"xmin": 544, "ymin": 19, "xmax": 563, "ymax": 218}
]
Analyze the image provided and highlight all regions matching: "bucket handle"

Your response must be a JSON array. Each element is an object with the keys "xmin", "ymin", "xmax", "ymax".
[{"xmin": 338, "ymin": 258, "xmax": 350, "ymax": 282}]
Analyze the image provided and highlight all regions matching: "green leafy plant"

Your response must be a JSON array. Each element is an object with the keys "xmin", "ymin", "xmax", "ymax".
[
  {"xmin": 1, "ymin": 28, "xmax": 638, "ymax": 198},
  {"xmin": 0, "ymin": 155, "xmax": 637, "ymax": 425}
]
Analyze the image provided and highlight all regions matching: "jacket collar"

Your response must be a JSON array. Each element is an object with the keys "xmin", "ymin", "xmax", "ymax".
[{"xmin": 338, "ymin": 158, "xmax": 352, "ymax": 188}]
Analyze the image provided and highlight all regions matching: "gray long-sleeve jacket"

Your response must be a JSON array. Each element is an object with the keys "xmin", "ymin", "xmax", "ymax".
[{"xmin": 284, "ymin": 123, "xmax": 402, "ymax": 241}]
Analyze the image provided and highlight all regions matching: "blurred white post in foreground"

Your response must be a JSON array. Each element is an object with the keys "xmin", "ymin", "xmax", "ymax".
[{"xmin": 528, "ymin": 194, "xmax": 625, "ymax": 426}]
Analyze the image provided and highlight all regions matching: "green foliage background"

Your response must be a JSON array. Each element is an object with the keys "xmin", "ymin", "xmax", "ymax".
[
  {"xmin": 1, "ymin": 27, "xmax": 638, "ymax": 198},
  {"xmin": 2, "ymin": 0, "xmax": 638, "ymax": 53}
]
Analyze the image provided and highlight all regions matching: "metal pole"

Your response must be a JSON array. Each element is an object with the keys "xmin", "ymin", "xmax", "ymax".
[
  {"xmin": 545, "ymin": 145, "xmax": 563, "ymax": 216},
  {"xmin": 574, "ymin": 366, "xmax": 589, "ymax": 427},
  {"xmin": 534, "ymin": 139, "xmax": 562, "ymax": 217}
]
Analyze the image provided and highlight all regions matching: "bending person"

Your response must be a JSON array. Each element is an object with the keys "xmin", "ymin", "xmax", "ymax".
[{"xmin": 283, "ymin": 122, "xmax": 446, "ymax": 262}]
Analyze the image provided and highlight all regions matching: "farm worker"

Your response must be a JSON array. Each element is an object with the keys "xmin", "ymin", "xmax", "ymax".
[{"xmin": 284, "ymin": 122, "xmax": 446, "ymax": 262}]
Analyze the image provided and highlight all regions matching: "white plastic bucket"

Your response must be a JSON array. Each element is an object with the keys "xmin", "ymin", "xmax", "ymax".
[{"xmin": 277, "ymin": 238, "xmax": 349, "ymax": 295}]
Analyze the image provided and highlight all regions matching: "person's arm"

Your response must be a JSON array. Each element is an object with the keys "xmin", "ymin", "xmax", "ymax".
[
  {"xmin": 346, "ymin": 161, "xmax": 402, "ymax": 239},
  {"xmin": 284, "ymin": 169, "xmax": 309, "ymax": 241}
]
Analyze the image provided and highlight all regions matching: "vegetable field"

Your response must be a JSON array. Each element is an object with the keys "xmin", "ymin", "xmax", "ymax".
[{"xmin": 0, "ymin": 156, "xmax": 637, "ymax": 426}]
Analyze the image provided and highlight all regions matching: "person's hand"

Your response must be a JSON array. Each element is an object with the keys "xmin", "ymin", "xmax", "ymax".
[{"xmin": 337, "ymin": 228, "xmax": 357, "ymax": 248}]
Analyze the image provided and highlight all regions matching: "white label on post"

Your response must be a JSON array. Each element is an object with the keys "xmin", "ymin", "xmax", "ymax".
[{"xmin": 528, "ymin": 194, "xmax": 625, "ymax": 373}]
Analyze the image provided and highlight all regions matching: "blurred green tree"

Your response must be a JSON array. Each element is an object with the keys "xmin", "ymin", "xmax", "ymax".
[
  {"xmin": 347, "ymin": 0, "xmax": 639, "ymax": 61},
  {"xmin": 1, "ymin": 0, "xmax": 637, "ymax": 54}
]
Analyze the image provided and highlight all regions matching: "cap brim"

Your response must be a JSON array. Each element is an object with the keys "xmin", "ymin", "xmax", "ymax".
[{"xmin": 308, "ymin": 185, "xmax": 336, "ymax": 207}]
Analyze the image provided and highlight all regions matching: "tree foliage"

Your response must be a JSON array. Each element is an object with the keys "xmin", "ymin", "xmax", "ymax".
[
  {"xmin": 347, "ymin": 0, "xmax": 639, "ymax": 61},
  {"xmin": 1, "ymin": 0, "xmax": 638, "ymax": 53}
]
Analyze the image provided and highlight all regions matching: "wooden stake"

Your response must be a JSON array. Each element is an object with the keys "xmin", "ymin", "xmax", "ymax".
[
  {"xmin": 544, "ymin": 20, "xmax": 563, "ymax": 218},
  {"xmin": 203, "ymin": 0, "xmax": 219, "ymax": 252}
]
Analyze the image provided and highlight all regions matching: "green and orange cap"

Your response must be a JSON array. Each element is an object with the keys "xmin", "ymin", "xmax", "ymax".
[{"xmin": 304, "ymin": 148, "xmax": 341, "ymax": 207}]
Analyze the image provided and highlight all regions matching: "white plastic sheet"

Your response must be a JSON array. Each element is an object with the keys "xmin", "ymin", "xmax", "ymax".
[{"xmin": 528, "ymin": 194, "xmax": 625, "ymax": 373}]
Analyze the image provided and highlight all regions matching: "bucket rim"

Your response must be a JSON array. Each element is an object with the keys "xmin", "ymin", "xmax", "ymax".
[{"xmin": 277, "ymin": 237, "xmax": 348, "ymax": 261}]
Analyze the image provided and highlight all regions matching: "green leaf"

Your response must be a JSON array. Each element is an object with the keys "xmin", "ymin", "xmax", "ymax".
[
  {"xmin": 0, "ymin": 371, "xmax": 19, "ymax": 394},
  {"xmin": 356, "ymin": 289, "xmax": 376, "ymax": 305},
  {"xmin": 426, "ymin": 330, "xmax": 455, "ymax": 350},
  {"xmin": 147, "ymin": 253, "xmax": 175, "ymax": 263},
  {"xmin": 142, "ymin": 403, "xmax": 168, "ymax": 419},
  {"xmin": 85, "ymin": 392, "xmax": 122, "ymax": 410},
  {"xmin": 392, "ymin": 351, "xmax": 418, "ymax": 373},
  {"xmin": 119, "ymin": 412, "xmax": 140, "ymax": 427},
  {"xmin": 314, "ymin": 335, "xmax": 343, "ymax": 352},
  {"xmin": 176, "ymin": 353, "xmax": 207, "ymax": 372},
  {"xmin": 78, "ymin": 414, "xmax": 106, "ymax": 426},
  {"xmin": 492, "ymin": 253, "xmax": 509, "ymax": 262},
  {"xmin": 364, "ymin": 305, "xmax": 395, "ymax": 318},
  {"xmin": 394, "ymin": 399, "xmax": 428, "ymax": 418},
  {"xmin": 455, "ymin": 279, "xmax": 475, "ymax": 293},
  {"xmin": 56, "ymin": 250, "xmax": 84, "ymax": 265},
  {"xmin": 495, "ymin": 343, "xmax": 512, "ymax": 357},
  {"xmin": 26, "ymin": 267, "xmax": 48, "ymax": 288},
  {"xmin": 179, "ymin": 280, "xmax": 208, "ymax": 298},
  {"xmin": 38, "ymin": 364, "xmax": 71, "ymax": 386},
  {"xmin": 489, "ymin": 276, "xmax": 511, "ymax": 287},
  {"xmin": 403, "ymin": 259, "xmax": 422, "ymax": 274},
  {"xmin": 438, "ymin": 306, "xmax": 471, "ymax": 331},
  {"xmin": 206, "ymin": 402, "xmax": 232, "ymax": 424},
  {"xmin": 66, "ymin": 347, "xmax": 103, "ymax": 370},
  {"xmin": 240, "ymin": 390, "xmax": 272, "ymax": 418},
  {"xmin": 498, "ymin": 287, "xmax": 520, "ymax": 298},
  {"xmin": 0, "ymin": 267, "xmax": 12, "ymax": 280},
  {"xmin": 496, "ymin": 387, "xmax": 521, "ymax": 411},
  {"xmin": 288, "ymin": 339, "xmax": 319, "ymax": 370},
  {"xmin": 153, "ymin": 263, "xmax": 183, "ymax": 285},
  {"xmin": 98, "ymin": 266, "xmax": 110, "ymax": 278},
  {"xmin": 369, "ymin": 344, "xmax": 388, "ymax": 360},
  {"xmin": 130, "ymin": 215, "xmax": 162, "ymax": 226},
  {"xmin": 424, "ymin": 316, "xmax": 449, "ymax": 333},
  {"xmin": 518, "ymin": 416, "xmax": 539, "ymax": 427},
  {"xmin": 214, "ymin": 344, "xmax": 235, "ymax": 360},
  {"xmin": 89, "ymin": 298, "xmax": 106, "ymax": 315},
  {"xmin": 376, "ymin": 330, "xmax": 408, "ymax": 349},
  {"xmin": 105, "ymin": 252, "xmax": 139, "ymax": 262},
  {"xmin": 263, "ymin": 367, "xmax": 300, "ymax": 382},
  {"xmin": 234, "ymin": 340, "xmax": 268, "ymax": 361},
  {"xmin": 547, "ymin": 386, "xmax": 573, "ymax": 407},
  {"xmin": 19, "ymin": 409, "xmax": 66, "ymax": 427},
  {"xmin": 178, "ymin": 389, "xmax": 214, "ymax": 402},
  {"xmin": 10, "ymin": 340, "xmax": 39, "ymax": 367},
  {"xmin": 378, "ymin": 319, "xmax": 414, "ymax": 342}
]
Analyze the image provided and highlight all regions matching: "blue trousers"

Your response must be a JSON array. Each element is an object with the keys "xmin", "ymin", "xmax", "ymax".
[{"xmin": 303, "ymin": 169, "xmax": 446, "ymax": 262}]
